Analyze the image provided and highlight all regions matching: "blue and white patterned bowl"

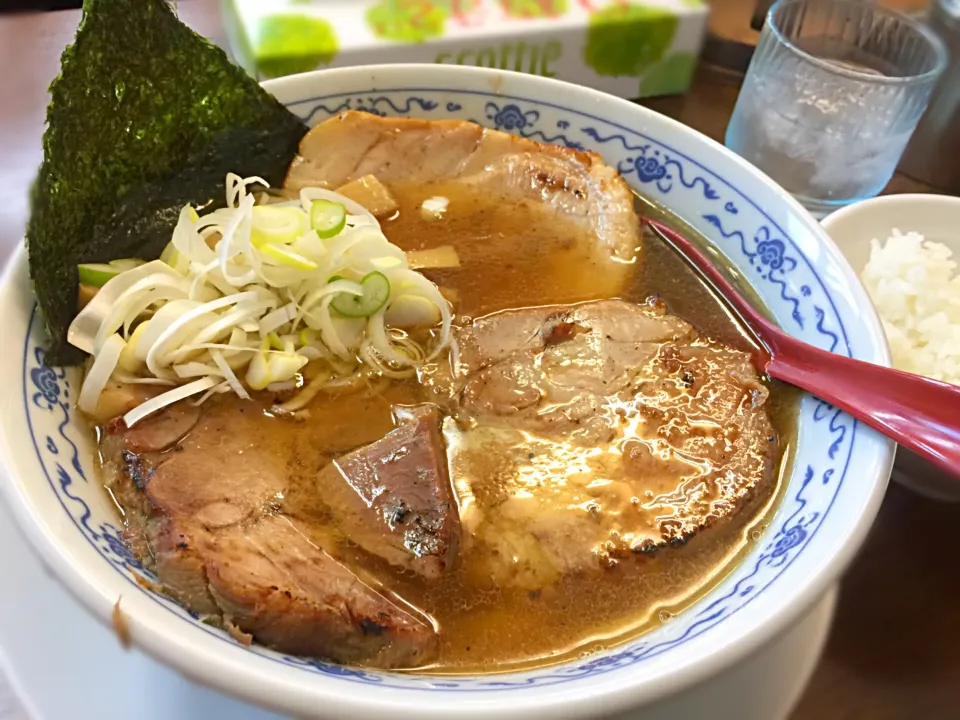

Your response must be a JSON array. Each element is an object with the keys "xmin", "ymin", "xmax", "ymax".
[{"xmin": 0, "ymin": 65, "xmax": 894, "ymax": 718}]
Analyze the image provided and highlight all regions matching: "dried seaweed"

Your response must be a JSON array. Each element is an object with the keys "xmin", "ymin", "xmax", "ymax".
[{"xmin": 26, "ymin": 0, "xmax": 307, "ymax": 364}]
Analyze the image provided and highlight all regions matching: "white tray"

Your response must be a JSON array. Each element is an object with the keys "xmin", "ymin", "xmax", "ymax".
[
  {"xmin": 0, "ymin": 493, "xmax": 835, "ymax": 720},
  {"xmin": 0, "ymin": 498, "xmax": 281, "ymax": 720}
]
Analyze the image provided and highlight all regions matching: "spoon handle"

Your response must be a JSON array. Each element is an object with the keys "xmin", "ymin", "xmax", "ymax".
[{"xmin": 766, "ymin": 337, "xmax": 960, "ymax": 477}]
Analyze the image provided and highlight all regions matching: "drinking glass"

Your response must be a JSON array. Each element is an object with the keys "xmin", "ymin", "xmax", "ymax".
[{"xmin": 726, "ymin": 0, "xmax": 948, "ymax": 217}]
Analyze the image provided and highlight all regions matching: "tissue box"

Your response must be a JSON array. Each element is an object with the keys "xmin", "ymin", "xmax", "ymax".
[{"xmin": 222, "ymin": 0, "xmax": 709, "ymax": 99}]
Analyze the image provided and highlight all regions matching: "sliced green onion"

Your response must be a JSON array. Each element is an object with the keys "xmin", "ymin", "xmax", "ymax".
[
  {"xmin": 385, "ymin": 294, "xmax": 442, "ymax": 328},
  {"xmin": 246, "ymin": 344, "xmax": 272, "ymax": 391},
  {"xmin": 259, "ymin": 302, "xmax": 298, "ymax": 336},
  {"xmin": 117, "ymin": 322, "xmax": 148, "ymax": 373},
  {"xmin": 109, "ymin": 259, "xmax": 146, "ymax": 272},
  {"xmin": 291, "ymin": 229, "xmax": 326, "ymax": 260},
  {"xmin": 331, "ymin": 271, "xmax": 390, "ymax": 318},
  {"xmin": 160, "ymin": 241, "xmax": 181, "ymax": 269},
  {"xmin": 77, "ymin": 263, "xmax": 120, "ymax": 288},
  {"xmin": 269, "ymin": 352, "xmax": 308, "ymax": 383},
  {"xmin": 67, "ymin": 174, "xmax": 454, "ymax": 423},
  {"xmin": 210, "ymin": 349, "xmax": 250, "ymax": 400},
  {"xmin": 260, "ymin": 242, "xmax": 317, "ymax": 271},
  {"xmin": 78, "ymin": 333, "xmax": 126, "ymax": 414},
  {"xmin": 122, "ymin": 376, "xmax": 219, "ymax": 428},
  {"xmin": 77, "ymin": 259, "xmax": 147, "ymax": 288},
  {"xmin": 250, "ymin": 205, "xmax": 307, "ymax": 247},
  {"xmin": 310, "ymin": 200, "xmax": 347, "ymax": 239}
]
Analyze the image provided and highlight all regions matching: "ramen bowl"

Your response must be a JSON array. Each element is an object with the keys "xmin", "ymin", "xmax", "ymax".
[{"xmin": 0, "ymin": 65, "xmax": 894, "ymax": 718}]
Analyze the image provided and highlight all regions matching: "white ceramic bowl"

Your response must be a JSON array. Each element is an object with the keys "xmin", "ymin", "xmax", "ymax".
[
  {"xmin": 0, "ymin": 65, "xmax": 894, "ymax": 719},
  {"xmin": 822, "ymin": 193, "xmax": 960, "ymax": 502}
]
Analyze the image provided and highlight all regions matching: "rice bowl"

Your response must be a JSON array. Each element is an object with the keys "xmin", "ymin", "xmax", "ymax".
[
  {"xmin": 861, "ymin": 229, "xmax": 960, "ymax": 386},
  {"xmin": 822, "ymin": 192, "xmax": 960, "ymax": 502}
]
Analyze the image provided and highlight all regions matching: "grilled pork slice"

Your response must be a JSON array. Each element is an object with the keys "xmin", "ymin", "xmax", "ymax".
[
  {"xmin": 317, "ymin": 406, "xmax": 459, "ymax": 579},
  {"xmin": 430, "ymin": 300, "xmax": 778, "ymax": 589},
  {"xmin": 285, "ymin": 110, "xmax": 641, "ymax": 264},
  {"xmin": 100, "ymin": 397, "xmax": 438, "ymax": 668}
]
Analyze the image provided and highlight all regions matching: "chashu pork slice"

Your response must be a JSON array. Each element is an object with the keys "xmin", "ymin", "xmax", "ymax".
[
  {"xmin": 285, "ymin": 110, "xmax": 641, "ymax": 264},
  {"xmin": 316, "ymin": 406, "xmax": 459, "ymax": 580},
  {"xmin": 429, "ymin": 300, "xmax": 779, "ymax": 590},
  {"xmin": 99, "ymin": 397, "xmax": 438, "ymax": 669}
]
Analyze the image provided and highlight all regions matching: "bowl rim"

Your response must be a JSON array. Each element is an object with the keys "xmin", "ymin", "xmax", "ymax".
[
  {"xmin": 821, "ymin": 192, "xmax": 960, "ymax": 230},
  {"xmin": 0, "ymin": 63, "xmax": 895, "ymax": 719}
]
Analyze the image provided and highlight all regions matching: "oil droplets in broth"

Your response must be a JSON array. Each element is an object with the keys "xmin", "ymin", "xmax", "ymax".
[
  {"xmin": 385, "ymin": 184, "xmax": 792, "ymax": 673},
  {"xmin": 381, "ymin": 179, "xmax": 640, "ymax": 316}
]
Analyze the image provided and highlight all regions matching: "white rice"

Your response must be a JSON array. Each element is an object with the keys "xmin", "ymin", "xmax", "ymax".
[{"xmin": 861, "ymin": 229, "xmax": 960, "ymax": 385}]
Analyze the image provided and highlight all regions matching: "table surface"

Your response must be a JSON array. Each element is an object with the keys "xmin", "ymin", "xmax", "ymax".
[{"xmin": 1, "ymin": 2, "xmax": 957, "ymax": 719}]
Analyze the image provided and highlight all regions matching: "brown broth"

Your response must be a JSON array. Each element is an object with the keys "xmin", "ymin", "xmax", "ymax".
[
  {"xmin": 382, "ymin": 179, "xmax": 637, "ymax": 317},
  {"xmin": 97, "ymin": 180, "xmax": 797, "ymax": 674},
  {"xmin": 384, "ymin": 185, "xmax": 794, "ymax": 673}
]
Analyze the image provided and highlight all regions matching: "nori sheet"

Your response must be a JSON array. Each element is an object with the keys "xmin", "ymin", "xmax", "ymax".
[{"xmin": 26, "ymin": 0, "xmax": 308, "ymax": 365}]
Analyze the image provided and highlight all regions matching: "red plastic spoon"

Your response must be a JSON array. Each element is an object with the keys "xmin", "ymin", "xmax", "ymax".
[{"xmin": 645, "ymin": 218, "xmax": 960, "ymax": 479}]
